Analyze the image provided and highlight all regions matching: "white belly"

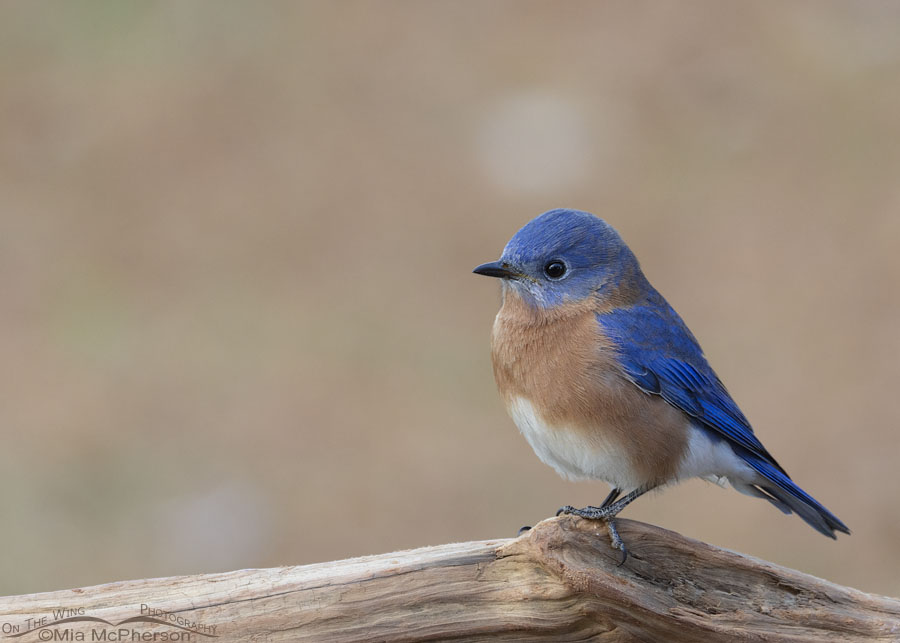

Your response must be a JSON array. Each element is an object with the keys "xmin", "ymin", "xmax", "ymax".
[
  {"xmin": 507, "ymin": 396, "xmax": 646, "ymax": 490},
  {"xmin": 678, "ymin": 424, "xmax": 759, "ymax": 488}
]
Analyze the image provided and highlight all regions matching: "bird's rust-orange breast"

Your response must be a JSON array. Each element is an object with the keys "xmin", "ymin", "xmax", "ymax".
[{"xmin": 490, "ymin": 287, "xmax": 688, "ymax": 487}]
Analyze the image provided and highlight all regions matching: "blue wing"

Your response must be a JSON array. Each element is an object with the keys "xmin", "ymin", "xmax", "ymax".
[
  {"xmin": 595, "ymin": 292, "xmax": 785, "ymax": 474},
  {"xmin": 595, "ymin": 289, "xmax": 849, "ymax": 537}
]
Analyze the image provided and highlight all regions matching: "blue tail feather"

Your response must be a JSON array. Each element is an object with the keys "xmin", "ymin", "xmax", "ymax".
[{"xmin": 739, "ymin": 449, "xmax": 850, "ymax": 538}]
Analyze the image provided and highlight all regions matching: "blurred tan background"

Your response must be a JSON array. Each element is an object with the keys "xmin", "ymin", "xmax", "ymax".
[{"xmin": 2, "ymin": 1, "xmax": 899, "ymax": 598}]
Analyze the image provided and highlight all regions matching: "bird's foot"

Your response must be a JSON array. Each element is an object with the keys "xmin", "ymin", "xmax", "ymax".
[
  {"xmin": 556, "ymin": 504, "xmax": 610, "ymax": 519},
  {"xmin": 516, "ymin": 525, "xmax": 532, "ymax": 536},
  {"xmin": 556, "ymin": 505, "xmax": 628, "ymax": 565},
  {"xmin": 606, "ymin": 518, "xmax": 628, "ymax": 566}
]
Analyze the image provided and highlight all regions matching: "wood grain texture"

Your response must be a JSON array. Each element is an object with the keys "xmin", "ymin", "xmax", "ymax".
[{"xmin": 1, "ymin": 517, "xmax": 897, "ymax": 642}]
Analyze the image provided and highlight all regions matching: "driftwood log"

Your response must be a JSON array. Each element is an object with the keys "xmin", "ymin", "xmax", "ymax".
[{"xmin": 1, "ymin": 516, "xmax": 898, "ymax": 642}]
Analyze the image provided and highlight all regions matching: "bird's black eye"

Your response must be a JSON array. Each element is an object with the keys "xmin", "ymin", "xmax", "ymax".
[{"xmin": 543, "ymin": 260, "xmax": 567, "ymax": 280}]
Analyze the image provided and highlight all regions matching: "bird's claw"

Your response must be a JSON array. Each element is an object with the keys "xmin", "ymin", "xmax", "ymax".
[
  {"xmin": 556, "ymin": 505, "xmax": 607, "ymax": 520},
  {"xmin": 606, "ymin": 518, "xmax": 628, "ymax": 566},
  {"xmin": 517, "ymin": 525, "xmax": 532, "ymax": 536},
  {"xmin": 558, "ymin": 506, "xmax": 629, "ymax": 565}
]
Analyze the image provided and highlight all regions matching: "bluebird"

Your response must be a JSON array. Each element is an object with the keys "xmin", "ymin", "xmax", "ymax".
[{"xmin": 474, "ymin": 208, "xmax": 849, "ymax": 559}]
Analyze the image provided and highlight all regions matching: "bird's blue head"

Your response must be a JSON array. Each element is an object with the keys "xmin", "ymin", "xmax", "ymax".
[{"xmin": 474, "ymin": 209, "xmax": 644, "ymax": 308}]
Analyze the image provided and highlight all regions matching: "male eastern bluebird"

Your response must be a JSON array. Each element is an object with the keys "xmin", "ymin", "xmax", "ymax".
[{"xmin": 474, "ymin": 208, "xmax": 849, "ymax": 558}]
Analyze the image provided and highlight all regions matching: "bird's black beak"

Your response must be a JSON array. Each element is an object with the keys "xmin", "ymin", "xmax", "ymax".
[{"xmin": 473, "ymin": 260, "xmax": 516, "ymax": 279}]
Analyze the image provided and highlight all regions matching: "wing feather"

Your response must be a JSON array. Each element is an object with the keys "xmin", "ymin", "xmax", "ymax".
[{"xmin": 597, "ymin": 299, "xmax": 785, "ymax": 474}]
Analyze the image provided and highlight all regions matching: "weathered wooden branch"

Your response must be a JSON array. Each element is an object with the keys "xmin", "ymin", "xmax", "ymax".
[{"xmin": 1, "ymin": 517, "xmax": 897, "ymax": 642}]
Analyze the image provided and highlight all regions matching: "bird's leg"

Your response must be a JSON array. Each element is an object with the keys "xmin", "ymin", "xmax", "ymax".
[
  {"xmin": 600, "ymin": 488, "xmax": 625, "ymax": 564},
  {"xmin": 563, "ymin": 487, "xmax": 622, "ymax": 514},
  {"xmin": 600, "ymin": 487, "xmax": 622, "ymax": 509},
  {"xmin": 605, "ymin": 519, "xmax": 626, "ymax": 564},
  {"xmin": 556, "ymin": 486, "xmax": 649, "ymax": 520},
  {"xmin": 519, "ymin": 488, "xmax": 622, "ymax": 537},
  {"xmin": 556, "ymin": 486, "xmax": 654, "ymax": 564},
  {"xmin": 521, "ymin": 488, "xmax": 623, "ymax": 538}
]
